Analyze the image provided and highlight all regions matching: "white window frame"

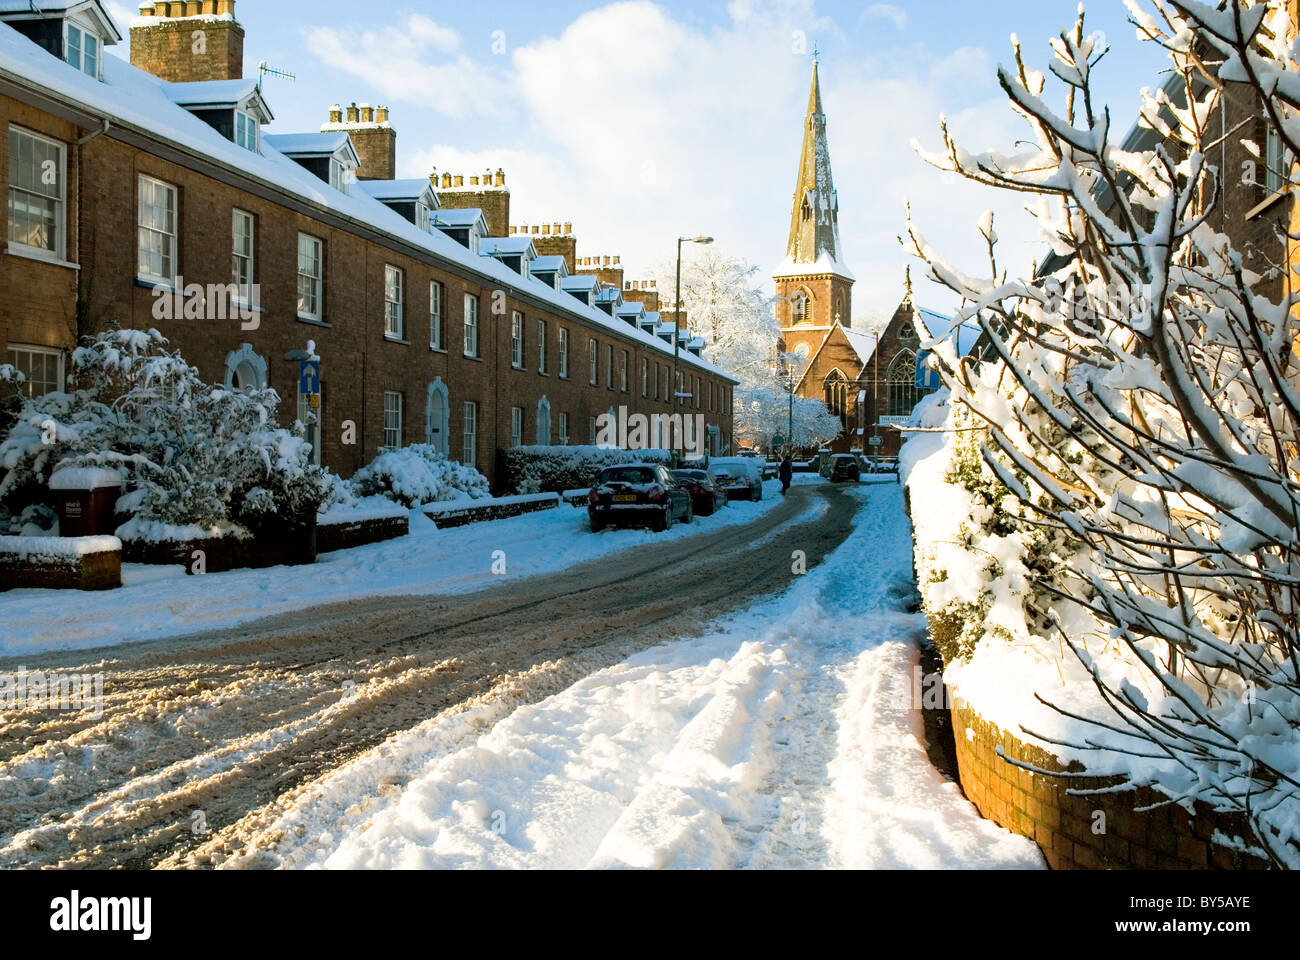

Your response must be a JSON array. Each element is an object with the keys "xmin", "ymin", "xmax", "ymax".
[
  {"xmin": 464, "ymin": 293, "xmax": 480, "ymax": 357},
  {"xmin": 137, "ymin": 174, "xmax": 178, "ymax": 286},
  {"xmin": 297, "ymin": 233, "xmax": 323, "ymax": 321},
  {"xmin": 430, "ymin": 280, "xmax": 444, "ymax": 350},
  {"xmin": 415, "ymin": 199, "xmax": 431, "ymax": 233},
  {"xmin": 64, "ymin": 20, "xmax": 101, "ymax": 80},
  {"xmin": 7, "ymin": 126, "xmax": 67, "ymax": 261},
  {"xmin": 384, "ymin": 265, "xmax": 405, "ymax": 340},
  {"xmin": 558, "ymin": 412, "xmax": 569, "ymax": 446},
  {"xmin": 511, "ymin": 311, "xmax": 525, "ymax": 368},
  {"xmin": 5, "ymin": 344, "xmax": 64, "ymax": 398},
  {"xmin": 641, "ymin": 357, "xmax": 649, "ymax": 398},
  {"xmin": 463, "ymin": 401, "xmax": 478, "ymax": 467},
  {"xmin": 511, "ymin": 406, "xmax": 524, "ymax": 448},
  {"xmin": 588, "ymin": 416, "xmax": 597, "ymax": 444},
  {"xmin": 329, "ymin": 158, "xmax": 349, "ymax": 194},
  {"xmin": 559, "ymin": 328, "xmax": 569, "ymax": 378},
  {"xmin": 605, "ymin": 345, "xmax": 613, "ymax": 389},
  {"xmin": 589, "ymin": 339, "xmax": 598, "ymax": 385},
  {"xmin": 232, "ymin": 208, "xmax": 255, "ymax": 301},
  {"xmin": 620, "ymin": 350, "xmax": 629, "ymax": 393},
  {"xmin": 383, "ymin": 390, "xmax": 404, "ymax": 450},
  {"xmin": 235, "ymin": 109, "xmax": 259, "ymax": 152},
  {"xmin": 537, "ymin": 319, "xmax": 548, "ymax": 374}
]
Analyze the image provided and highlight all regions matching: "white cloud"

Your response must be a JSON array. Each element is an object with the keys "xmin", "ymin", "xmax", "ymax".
[
  {"xmin": 305, "ymin": 16, "xmax": 507, "ymax": 120},
  {"xmin": 859, "ymin": 3, "xmax": 908, "ymax": 31},
  {"xmin": 317, "ymin": 1, "xmax": 1048, "ymax": 319}
]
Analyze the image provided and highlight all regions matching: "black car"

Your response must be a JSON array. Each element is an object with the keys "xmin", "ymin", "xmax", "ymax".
[
  {"xmin": 672, "ymin": 469, "xmax": 727, "ymax": 517},
  {"xmin": 822, "ymin": 454, "xmax": 861, "ymax": 483},
  {"xmin": 589, "ymin": 464, "xmax": 693, "ymax": 532}
]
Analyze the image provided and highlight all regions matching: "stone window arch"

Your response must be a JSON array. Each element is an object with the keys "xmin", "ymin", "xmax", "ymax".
[
  {"xmin": 792, "ymin": 287, "xmax": 812, "ymax": 324},
  {"xmin": 824, "ymin": 368, "xmax": 849, "ymax": 426},
  {"xmin": 887, "ymin": 350, "xmax": 924, "ymax": 418},
  {"xmin": 224, "ymin": 343, "xmax": 267, "ymax": 392},
  {"xmin": 425, "ymin": 377, "xmax": 450, "ymax": 454}
]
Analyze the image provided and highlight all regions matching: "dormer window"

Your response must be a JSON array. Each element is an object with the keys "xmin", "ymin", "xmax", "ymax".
[
  {"xmin": 66, "ymin": 23, "xmax": 100, "ymax": 79},
  {"xmin": 235, "ymin": 110, "xmax": 259, "ymax": 152}
]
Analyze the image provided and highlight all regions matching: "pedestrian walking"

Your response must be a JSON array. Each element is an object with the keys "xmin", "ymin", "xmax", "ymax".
[{"xmin": 779, "ymin": 455, "xmax": 794, "ymax": 496}]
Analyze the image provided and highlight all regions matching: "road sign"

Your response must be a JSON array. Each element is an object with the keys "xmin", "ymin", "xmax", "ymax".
[
  {"xmin": 299, "ymin": 360, "xmax": 320, "ymax": 395},
  {"xmin": 869, "ymin": 436, "xmax": 884, "ymax": 447}
]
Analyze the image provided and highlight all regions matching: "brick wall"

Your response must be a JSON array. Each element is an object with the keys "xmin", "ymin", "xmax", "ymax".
[
  {"xmin": 6, "ymin": 103, "xmax": 735, "ymax": 490},
  {"xmin": 130, "ymin": 16, "xmax": 244, "ymax": 83},
  {"xmin": 951, "ymin": 698, "xmax": 1272, "ymax": 870}
]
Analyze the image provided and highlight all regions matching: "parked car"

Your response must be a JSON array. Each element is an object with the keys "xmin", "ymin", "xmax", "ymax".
[
  {"xmin": 821, "ymin": 453, "xmax": 861, "ymax": 484},
  {"xmin": 589, "ymin": 464, "xmax": 693, "ymax": 532},
  {"xmin": 708, "ymin": 456, "xmax": 765, "ymax": 502},
  {"xmin": 672, "ymin": 469, "xmax": 728, "ymax": 517}
]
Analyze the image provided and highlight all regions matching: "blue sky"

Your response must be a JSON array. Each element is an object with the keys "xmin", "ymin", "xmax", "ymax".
[{"xmin": 106, "ymin": 0, "xmax": 1171, "ymax": 320}]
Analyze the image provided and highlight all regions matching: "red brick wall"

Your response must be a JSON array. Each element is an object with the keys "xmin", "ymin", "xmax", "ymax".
[
  {"xmin": 4, "ymin": 103, "xmax": 735, "ymax": 490},
  {"xmin": 951, "ymin": 698, "xmax": 1272, "ymax": 870}
]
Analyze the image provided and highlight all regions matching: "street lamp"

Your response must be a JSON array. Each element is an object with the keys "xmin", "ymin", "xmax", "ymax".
[{"xmin": 674, "ymin": 236, "xmax": 713, "ymax": 424}]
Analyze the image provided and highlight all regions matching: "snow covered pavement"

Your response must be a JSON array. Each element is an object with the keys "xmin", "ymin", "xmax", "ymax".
[
  {"xmin": 0, "ymin": 486, "xmax": 784, "ymax": 655},
  {"xmin": 240, "ymin": 484, "xmax": 1044, "ymax": 870}
]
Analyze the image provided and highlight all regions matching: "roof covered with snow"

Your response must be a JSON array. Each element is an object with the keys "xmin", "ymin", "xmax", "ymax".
[
  {"xmin": 356, "ymin": 178, "xmax": 437, "ymax": 203},
  {"xmin": 431, "ymin": 208, "xmax": 487, "ymax": 230},
  {"xmin": 531, "ymin": 255, "xmax": 569, "ymax": 275},
  {"xmin": 0, "ymin": 0, "xmax": 122, "ymax": 41},
  {"xmin": 841, "ymin": 327, "xmax": 877, "ymax": 365},
  {"xmin": 0, "ymin": 22, "xmax": 735, "ymax": 383},
  {"xmin": 479, "ymin": 236, "xmax": 536, "ymax": 258},
  {"xmin": 263, "ymin": 130, "xmax": 353, "ymax": 158}
]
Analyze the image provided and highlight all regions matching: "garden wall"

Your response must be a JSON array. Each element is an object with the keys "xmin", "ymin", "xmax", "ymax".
[
  {"xmin": 0, "ymin": 536, "xmax": 122, "ymax": 591},
  {"xmin": 950, "ymin": 695, "xmax": 1272, "ymax": 870},
  {"xmin": 424, "ymin": 493, "xmax": 559, "ymax": 529}
]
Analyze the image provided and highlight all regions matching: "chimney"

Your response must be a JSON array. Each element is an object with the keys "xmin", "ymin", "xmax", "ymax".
[
  {"xmin": 495, "ymin": 168, "xmax": 506, "ymax": 187},
  {"xmin": 564, "ymin": 222, "xmax": 572, "ymax": 235},
  {"xmin": 470, "ymin": 176, "xmax": 480, "ymax": 186},
  {"xmin": 131, "ymin": 0, "xmax": 245, "ymax": 82},
  {"xmin": 329, "ymin": 103, "xmax": 343, "ymax": 124},
  {"xmin": 327, "ymin": 101, "xmax": 396, "ymax": 181},
  {"xmin": 442, "ymin": 173, "xmax": 452, "ymax": 188},
  {"xmin": 542, "ymin": 224, "xmax": 551, "ymax": 235},
  {"xmin": 454, "ymin": 175, "xmax": 464, "ymax": 187},
  {"xmin": 377, "ymin": 106, "xmax": 389, "ymax": 123}
]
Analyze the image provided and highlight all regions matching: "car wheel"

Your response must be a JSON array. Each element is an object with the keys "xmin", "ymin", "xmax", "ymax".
[
  {"xmin": 683, "ymin": 501, "xmax": 693, "ymax": 524},
  {"xmin": 663, "ymin": 505, "xmax": 675, "ymax": 531},
  {"xmin": 590, "ymin": 517, "xmax": 605, "ymax": 533}
]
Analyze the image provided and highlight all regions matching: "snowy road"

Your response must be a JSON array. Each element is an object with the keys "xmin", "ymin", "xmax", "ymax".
[{"xmin": 0, "ymin": 483, "xmax": 861, "ymax": 869}]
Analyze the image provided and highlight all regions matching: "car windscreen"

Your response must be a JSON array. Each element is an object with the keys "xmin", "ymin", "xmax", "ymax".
[
  {"xmin": 601, "ymin": 468, "xmax": 656, "ymax": 485},
  {"xmin": 674, "ymin": 471, "xmax": 709, "ymax": 482}
]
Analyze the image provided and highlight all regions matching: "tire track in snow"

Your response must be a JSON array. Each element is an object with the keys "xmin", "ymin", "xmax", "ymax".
[{"xmin": 0, "ymin": 485, "xmax": 857, "ymax": 869}]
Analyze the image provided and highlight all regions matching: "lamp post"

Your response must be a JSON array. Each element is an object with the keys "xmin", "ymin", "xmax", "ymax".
[{"xmin": 674, "ymin": 236, "xmax": 713, "ymax": 428}]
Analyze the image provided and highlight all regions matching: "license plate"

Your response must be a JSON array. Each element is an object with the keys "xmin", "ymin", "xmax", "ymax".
[{"xmin": 614, "ymin": 495, "xmax": 638, "ymax": 503}]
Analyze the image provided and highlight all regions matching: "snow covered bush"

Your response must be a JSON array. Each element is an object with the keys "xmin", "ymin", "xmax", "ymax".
[
  {"xmin": 350, "ymin": 444, "xmax": 490, "ymax": 508},
  {"xmin": 501, "ymin": 445, "xmax": 674, "ymax": 495},
  {"xmin": 908, "ymin": 0, "xmax": 1300, "ymax": 865},
  {"xmin": 0, "ymin": 329, "xmax": 330, "ymax": 537}
]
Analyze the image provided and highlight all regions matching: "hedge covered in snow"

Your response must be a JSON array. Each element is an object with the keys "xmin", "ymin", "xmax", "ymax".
[
  {"xmin": 501, "ymin": 445, "xmax": 674, "ymax": 495},
  {"xmin": 348, "ymin": 444, "xmax": 490, "ymax": 509}
]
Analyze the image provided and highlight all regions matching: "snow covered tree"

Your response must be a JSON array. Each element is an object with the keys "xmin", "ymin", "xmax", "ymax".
[
  {"xmin": 909, "ymin": 0, "xmax": 1300, "ymax": 865},
  {"xmin": 657, "ymin": 249, "xmax": 840, "ymax": 450},
  {"xmin": 0, "ymin": 329, "xmax": 330, "ymax": 535}
]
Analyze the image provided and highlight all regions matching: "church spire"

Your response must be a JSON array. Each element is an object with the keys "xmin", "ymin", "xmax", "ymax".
[{"xmin": 782, "ymin": 60, "xmax": 850, "ymax": 280}]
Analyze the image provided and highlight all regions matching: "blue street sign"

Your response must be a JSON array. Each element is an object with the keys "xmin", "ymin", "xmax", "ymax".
[{"xmin": 299, "ymin": 359, "xmax": 320, "ymax": 395}]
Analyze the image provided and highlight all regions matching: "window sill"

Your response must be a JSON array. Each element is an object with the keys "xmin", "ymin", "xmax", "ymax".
[
  {"xmin": 384, "ymin": 336, "xmax": 411, "ymax": 345},
  {"xmin": 1246, "ymin": 188, "xmax": 1291, "ymax": 221},
  {"xmin": 464, "ymin": 354, "xmax": 484, "ymax": 362},
  {"xmin": 135, "ymin": 276, "xmax": 172, "ymax": 291},
  {"xmin": 5, "ymin": 245, "xmax": 79, "ymax": 271},
  {"xmin": 297, "ymin": 316, "xmax": 330, "ymax": 327},
  {"xmin": 430, "ymin": 347, "xmax": 448, "ymax": 355},
  {"xmin": 512, "ymin": 365, "xmax": 527, "ymax": 372}
]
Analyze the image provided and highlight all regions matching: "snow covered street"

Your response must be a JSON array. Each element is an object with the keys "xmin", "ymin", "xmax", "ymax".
[{"xmin": 225, "ymin": 483, "xmax": 1043, "ymax": 870}]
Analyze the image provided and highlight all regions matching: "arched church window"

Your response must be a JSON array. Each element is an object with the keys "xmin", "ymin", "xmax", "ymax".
[
  {"xmin": 887, "ymin": 350, "xmax": 924, "ymax": 418},
  {"xmin": 824, "ymin": 368, "xmax": 849, "ymax": 427},
  {"xmin": 792, "ymin": 289, "xmax": 810, "ymax": 324}
]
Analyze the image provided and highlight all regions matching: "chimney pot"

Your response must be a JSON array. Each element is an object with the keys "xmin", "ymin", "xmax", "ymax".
[
  {"xmin": 542, "ymin": 224, "xmax": 551, "ymax": 235},
  {"xmin": 442, "ymin": 173, "xmax": 452, "ymax": 188},
  {"xmin": 469, "ymin": 176, "xmax": 480, "ymax": 186},
  {"xmin": 614, "ymin": 256, "xmax": 621, "ymax": 265},
  {"xmin": 377, "ymin": 105, "xmax": 389, "ymax": 123},
  {"xmin": 346, "ymin": 103, "xmax": 359, "ymax": 123},
  {"xmin": 564, "ymin": 222, "xmax": 572, "ymax": 235},
  {"xmin": 532, "ymin": 226, "xmax": 539, "ymax": 234},
  {"xmin": 495, "ymin": 168, "xmax": 506, "ymax": 186},
  {"xmin": 454, "ymin": 175, "xmax": 464, "ymax": 187}
]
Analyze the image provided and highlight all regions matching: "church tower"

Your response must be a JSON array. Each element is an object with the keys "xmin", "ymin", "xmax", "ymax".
[{"xmin": 773, "ymin": 61, "xmax": 854, "ymax": 363}]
